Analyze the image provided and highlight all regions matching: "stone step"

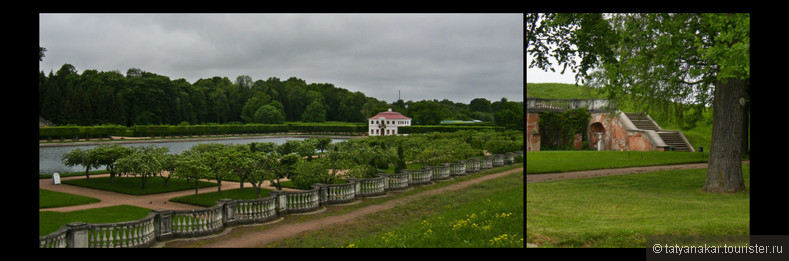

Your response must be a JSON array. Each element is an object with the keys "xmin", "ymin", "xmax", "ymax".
[{"xmin": 658, "ymin": 132, "xmax": 691, "ymax": 151}]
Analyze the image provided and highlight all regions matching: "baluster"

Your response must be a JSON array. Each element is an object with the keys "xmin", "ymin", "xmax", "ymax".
[
  {"xmin": 130, "ymin": 223, "xmax": 137, "ymax": 246},
  {"xmin": 203, "ymin": 212, "xmax": 209, "ymax": 231},
  {"xmin": 194, "ymin": 212, "xmax": 200, "ymax": 232},
  {"xmin": 175, "ymin": 215, "xmax": 182, "ymax": 233},
  {"xmin": 100, "ymin": 227, "xmax": 107, "ymax": 248},
  {"xmin": 139, "ymin": 222, "xmax": 145, "ymax": 246},
  {"xmin": 119, "ymin": 226, "xmax": 126, "ymax": 247},
  {"xmin": 181, "ymin": 214, "xmax": 187, "ymax": 233},
  {"xmin": 131, "ymin": 224, "xmax": 138, "ymax": 247},
  {"xmin": 108, "ymin": 227, "xmax": 115, "ymax": 248},
  {"xmin": 192, "ymin": 213, "xmax": 199, "ymax": 232},
  {"xmin": 90, "ymin": 228, "xmax": 98, "ymax": 248}
]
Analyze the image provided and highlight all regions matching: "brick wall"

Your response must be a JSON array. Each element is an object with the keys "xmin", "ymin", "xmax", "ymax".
[{"xmin": 526, "ymin": 113, "xmax": 540, "ymax": 151}]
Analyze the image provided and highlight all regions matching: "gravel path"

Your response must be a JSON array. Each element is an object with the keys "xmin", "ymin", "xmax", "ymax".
[
  {"xmin": 526, "ymin": 161, "xmax": 749, "ymax": 183},
  {"xmin": 39, "ymin": 174, "xmax": 298, "ymax": 212}
]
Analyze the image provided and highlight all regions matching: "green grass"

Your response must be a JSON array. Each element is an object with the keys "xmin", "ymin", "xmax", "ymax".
[
  {"xmin": 260, "ymin": 168, "xmax": 524, "ymax": 248},
  {"xmin": 526, "ymin": 164, "xmax": 749, "ymax": 247},
  {"xmin": 526, "ymin": 83, "xmax": 602, "ymax": 99},
  {"xmin": 62, "ymin": 176, "xmax": 216, "ymax": 195},
  {"xmin": 39, "ymin": 205, "xmax": 153, "ymax": 236},
  {"xmin": 341, "ymin": 173, "xmax": 523, "ymax": 248},
  {"xmin": 381, "ymin": 163, "xmax": 424, "ymax": 174},
  {"xmin": 169, "ymin": 187, "xmax": 273, "ymax": 207},
  {"xmin": 39, "ymin": 189, "xmax": 101, "ymax": 209},
  {"xmin": 40, "ymin": 169, "xmax": 110, "ymax": 179},
  {"xmin": 526, "ymin": 151, "xmax": 710, "ymax": 174}
]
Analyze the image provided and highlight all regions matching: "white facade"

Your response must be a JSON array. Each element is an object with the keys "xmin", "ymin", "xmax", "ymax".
[{"xmin": 368, "ymin": 108, "xmax": 411, "ymax": 136}]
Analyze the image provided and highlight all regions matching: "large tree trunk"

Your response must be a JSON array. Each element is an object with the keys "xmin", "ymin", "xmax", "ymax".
[{"xmin": 704, "ymin": 78, "xmax": 746, "ymax": 193}]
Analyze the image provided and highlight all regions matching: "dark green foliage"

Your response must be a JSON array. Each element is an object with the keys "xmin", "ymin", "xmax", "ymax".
[
  {"xmin": 394, "ymin": 144, "xmax": 407, "ymax": 173},
  {"xmin": 39, "ymin": 64, "xmax": 521, "ymax": 128},
  {"xmin": 399, "ymin": 125, "xmax": 505, "ymax": 134},
  {"xmin": 538, "ymin": 108, "xmax": 591, "ymax": 150},
  {"xmin": 39, "ymin": 125, "xmax": 126, "ymax": 141}
]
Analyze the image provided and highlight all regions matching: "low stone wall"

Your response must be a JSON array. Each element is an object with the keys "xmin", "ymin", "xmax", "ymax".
[{"xmin": 39, "ymin": 152, "xmax": 523, "ymax": 248}]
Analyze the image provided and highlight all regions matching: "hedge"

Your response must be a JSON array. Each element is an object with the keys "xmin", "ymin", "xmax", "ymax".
[
  {"xmin": 132, "ymin": 124, "xmax": 290, "ymax": 137},
  {"xmin": 39, "ymin": 125, "xmax": 127, "ymax": 141},
  {"xmin": 286, "ymin": 122, "xmax": 367, "ymax": 135},
  {"xmin": 398, "ymin": 125, "xmax": 505, "ymax": 134}
]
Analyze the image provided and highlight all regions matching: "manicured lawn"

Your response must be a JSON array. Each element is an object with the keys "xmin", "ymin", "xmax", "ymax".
[
  {"xmin": 526, "ymin": 164, "xmax": 749, "ymax": 247},
  {"xmin": 526, "ymin": 151, "xmax": 710, "ymax": 174},
  {"xmin": 40, "ymin": 189, "xmax": 100, "ymax": 209},
  {"xmin": 39, "ymin": 205, "xmax": 152, "ymax": 236},
  {"xmin": 169, "ymin": 187, "xmax": 273, "ymax": 207},
  {"xmin": 62, "ymin": 176, "xmax": 216, "ymax": 195}
]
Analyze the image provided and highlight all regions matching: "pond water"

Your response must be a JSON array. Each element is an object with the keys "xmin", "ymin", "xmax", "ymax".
[{"xmin": 39, "ymin": 137, "xmax": 347, "ymax": 175}]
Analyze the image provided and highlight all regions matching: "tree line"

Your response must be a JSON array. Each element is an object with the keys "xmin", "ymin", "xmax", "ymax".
[{"xmin": 39, "ymin": 63, "xmax": 522, "ymax": 130}]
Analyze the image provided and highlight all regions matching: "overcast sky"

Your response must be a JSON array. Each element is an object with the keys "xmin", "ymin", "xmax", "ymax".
[
  {"xmin": 526, "ymin": 51, "xmax": 577, "ymax": 84},
  {"xmin": 39, "ymin": 13, "xmax": 523, "ymax": 104}
]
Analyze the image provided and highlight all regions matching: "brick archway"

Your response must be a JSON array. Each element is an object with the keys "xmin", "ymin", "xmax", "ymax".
[
  {"xmin": 589, "ymin": 122, "xmax": 605, "ymax": 150},
  {"xmin": 590, "ymin": 122, "xmax": 605, "ymax": 134}
]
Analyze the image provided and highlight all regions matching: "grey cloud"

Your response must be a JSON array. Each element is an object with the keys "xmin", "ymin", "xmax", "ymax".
[{"xmin": 39, "ymin": 13, "xmax": 523, "ymax": 104}]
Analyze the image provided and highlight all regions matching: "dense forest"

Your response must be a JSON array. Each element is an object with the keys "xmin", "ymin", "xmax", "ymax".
[{"xmin": 38, "ymin": 64, "xmax": 523, "ymax": 130}]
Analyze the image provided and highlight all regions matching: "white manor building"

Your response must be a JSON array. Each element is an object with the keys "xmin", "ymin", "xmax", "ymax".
[{"xmin": 368, "ymin": 108, "xmax": 411, "ymax": 136}]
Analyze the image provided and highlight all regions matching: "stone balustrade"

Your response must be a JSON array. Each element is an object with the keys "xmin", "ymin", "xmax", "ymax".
[
  {"xmin": 40, "ymin": 151, "xmax": 522, "ymax": 248},
  {"xmin": 384, "ymin": 171, "xmax": 411, "ymax": 191},
  {"xmin": 481, "ymin": 156, "xmax": 494, "ymax": 169},
  {"xmin": 350, "ymin": 176, "xmax": 387, "ymax": 197},
  {"xmin": 465, "ymin": 158, "xmax": 480, "ymax": 173},
  {"xmin": 526, "ymin": 97, "xmax": 614, "ymax": 112},
  {"xmin": 450, "ymin": 161, "xmax": 466, "ymax": 176},
  {"xmin": 408, "ymin": 168, "xmax": 433, "ymax": 185},
  {"xmin": 432, "ymin": 164, "xmax": 451, "ymax": 180},
  {"xmin": 88, "ymin": 214, "xmax": 156, "ymax": 248}
]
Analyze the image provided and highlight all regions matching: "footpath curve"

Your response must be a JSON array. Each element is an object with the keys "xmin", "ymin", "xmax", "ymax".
[
  {"xmin": 526, "ymin": 161, "xmax": 750, "ymax": 184},
  {"xmin": 163, "ymin": 167, "xmax": 524, "ymax": 248},
  {"xmin": 39, "ymin": 174, "xmax": 298, "ymax": 212}
]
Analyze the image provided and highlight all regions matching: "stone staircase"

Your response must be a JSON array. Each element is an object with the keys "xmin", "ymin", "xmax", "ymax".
[
  {"xmin": 624, "ymin": 112, "xmax": 693, "ymax": 152},
  {"xmin": 658, "ymin": 132, "xmax": 691, "ymax": 152}
]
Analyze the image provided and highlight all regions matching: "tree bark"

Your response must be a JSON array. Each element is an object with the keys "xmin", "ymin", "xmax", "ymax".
[{"xmin": 704, "ymin": 77, "xmax": 746, "ymax": 193}]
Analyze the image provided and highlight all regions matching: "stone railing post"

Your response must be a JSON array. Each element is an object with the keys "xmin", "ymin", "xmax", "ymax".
[
  {"xmin": 152, "ymin": 209, "xmax": 173, "ymax": 242},
  {"xmin": 271, "ymin": 191, "xmax": 288, "ymax": 215},
  {"xmin": 217, "ymin": 199, "xmax": 237, "ymax": 227},
  {"xmin": 377, "ymin": 173, "xmax": 389, "ymax": 191},
  {"xmin": 65, "ymin": 222, "xmax": 90, "ymax": 248},
  {"xmin": 312, "ymin": 184, "xmax": 328, "ymax": 206}
]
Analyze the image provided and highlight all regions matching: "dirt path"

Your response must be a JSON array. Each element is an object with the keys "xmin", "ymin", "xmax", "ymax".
[
  {"xmin": 526, "ymin": 161, "xmax": 750, "ymax": 184},
  {"xmin": 39, "ymin": 174, "xmax": 298, "ymax": 212},
  {"xmin": 162, "ymin": 167, "xmax": 524, "ymax": 248}
]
